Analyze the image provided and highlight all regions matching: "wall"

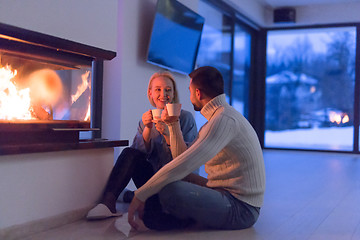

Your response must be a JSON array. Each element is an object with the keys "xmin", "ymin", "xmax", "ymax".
[
  {"xmin": 295, "ymin": 2, "xmax": 360, "ymax": 26},
  {"xmin": 227, "ymin": 0, "xmax": 360, "ymax": 27},
  {"xmin": 0, "ymin": 0, "xmax": 118, "ymax": 51},
  {"xmin": 227, "ymin": 0, "xmax": 268, "ymax": 26},
  {"xmin": 0, "ymin": 149, "xmax": 114, "ymax": 230}
]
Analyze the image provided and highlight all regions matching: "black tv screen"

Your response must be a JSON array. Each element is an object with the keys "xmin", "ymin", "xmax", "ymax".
[{"xmin": 147, "ymin": 0, "xmax": 205, "ymax": 74}]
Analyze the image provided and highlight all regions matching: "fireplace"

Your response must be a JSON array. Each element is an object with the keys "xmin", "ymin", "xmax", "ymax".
[{"xmin": 0, "ymin": 23, "xmax": 128, "ymax": 154}]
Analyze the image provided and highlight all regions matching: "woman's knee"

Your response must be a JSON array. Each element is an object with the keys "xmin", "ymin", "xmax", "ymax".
[
  {"xmin": 116, "ymin": 148, "xmax": 146, "ymax": 166},
  {"xmin": 120, "ymin": 147, "xmax": 143, "ymax": 158}
]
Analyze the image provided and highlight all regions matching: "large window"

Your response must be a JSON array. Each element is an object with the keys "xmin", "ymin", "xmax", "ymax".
[{"xmin": 265, "ymin": 27, "xmax": 356, "ymax": 151}]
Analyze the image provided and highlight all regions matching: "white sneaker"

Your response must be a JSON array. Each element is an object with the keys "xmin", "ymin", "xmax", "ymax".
[{"xmin": 86, "ymin": 203, "xmax": 122, "ymax": 220}]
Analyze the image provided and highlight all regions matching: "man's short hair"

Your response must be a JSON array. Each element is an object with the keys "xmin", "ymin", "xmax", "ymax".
[{"xmin": 189, "ymin": 66, "xmax": 224, "ymax": 98}]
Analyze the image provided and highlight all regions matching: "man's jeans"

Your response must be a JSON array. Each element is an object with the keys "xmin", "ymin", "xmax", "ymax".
[{"xmin": 142, "ymin": 181, "xmax": 260, "ymax": 230}]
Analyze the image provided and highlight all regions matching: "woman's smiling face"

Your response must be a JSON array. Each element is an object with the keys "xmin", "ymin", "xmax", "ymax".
[{"xmin": 148, "ymin": 76, "xmax": 174, "ymax": 109}]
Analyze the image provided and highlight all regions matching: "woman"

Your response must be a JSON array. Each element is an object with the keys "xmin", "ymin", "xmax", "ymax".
[{"xmin": 87, "ymin": 71, "xmax": 197, "ymax": 220}]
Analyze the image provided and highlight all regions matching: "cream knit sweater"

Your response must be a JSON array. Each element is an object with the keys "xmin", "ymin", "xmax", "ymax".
[{"xmin": 135, "ymin": 94, "xmax": 266, "ymax": 207}]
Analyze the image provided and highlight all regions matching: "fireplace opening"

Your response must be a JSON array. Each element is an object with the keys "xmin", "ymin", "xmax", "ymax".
[
  {"xmin": 0, "ymin": 23, "xmax": 116, "ymax": 147},
  {"xmin": 0, "ymin": 54, "xmax": 92, "ymax": 123}
]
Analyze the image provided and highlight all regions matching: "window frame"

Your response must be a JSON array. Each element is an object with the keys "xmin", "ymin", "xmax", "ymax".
[{"xmin": 262, "ymin": 23, "xmax": 360, "ymax": 154}]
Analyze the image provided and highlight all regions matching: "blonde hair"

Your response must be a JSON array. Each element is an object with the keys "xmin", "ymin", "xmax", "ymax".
[{"xmin": 147, "ymin": 71, "xmax": 179, "ymax": 108}]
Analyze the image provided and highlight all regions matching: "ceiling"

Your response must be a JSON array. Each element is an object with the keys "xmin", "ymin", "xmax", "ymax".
[{"xmin": 256, "ymin": 0, "xmax": 360, "ymax": 8}]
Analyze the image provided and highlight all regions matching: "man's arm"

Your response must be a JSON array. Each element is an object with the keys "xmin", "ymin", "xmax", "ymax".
[
  {"xmin": 134, "ymin": 114, "xmax": 235, "ymax": 202},
  {"xmin": 168, "ymin": 121, "xmax": 188, "ymax": 158},
  {"xmin": 162, "ymin": 108, "xmax": 188, "ymax": 158}
]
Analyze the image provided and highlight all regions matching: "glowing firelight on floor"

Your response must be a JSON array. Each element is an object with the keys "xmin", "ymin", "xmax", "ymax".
[{"xmin": 0, "ymin": 65, "xmax": 35, "ymax": 120}]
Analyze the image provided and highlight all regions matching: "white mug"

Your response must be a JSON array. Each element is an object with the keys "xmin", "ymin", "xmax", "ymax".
[{"xmin": 166, "ymin": 103, "xmax": 181, "ymax": 117}]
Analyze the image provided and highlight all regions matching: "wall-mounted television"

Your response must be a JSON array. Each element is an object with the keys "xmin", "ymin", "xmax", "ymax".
[{"xmin": 147, "ymin": 0, "xmax": 205, "ymax": 75}]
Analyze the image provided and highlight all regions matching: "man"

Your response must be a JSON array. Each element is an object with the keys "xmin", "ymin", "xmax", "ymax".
[{"xmin": 128, "ymin": 66, "xmax": 265, "ymax": 230}]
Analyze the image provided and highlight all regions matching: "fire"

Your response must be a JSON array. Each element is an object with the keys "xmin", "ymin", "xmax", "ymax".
[
  {"xmin": 0, "ymin": 64, "xmax": 91, "ymax": 122},
  {"xmin": 28, "ymin": 69, "xmax": 63, "ymax": 107},
  {"xmin": 0, "ymin": 65, "xmax": 34, "ymax": 120},
  {"xmin": 84, "ymin": 103, "xmax": 91, "ymax": 121},
  {"xmin": 27, "ymin": 69, "xmax": 64, "ymax": 120},
  {"xmin": 72, "ymin": 71, "xmax": 90, "ymax": 104},
  {"xmin": 71, "ymin": 71, "xmax": 91, "ymax": 121}
]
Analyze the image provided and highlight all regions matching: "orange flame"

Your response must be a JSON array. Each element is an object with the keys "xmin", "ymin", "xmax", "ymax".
[
  {"xmin": 1, "ymin": 65, "xmax": 91, "ymax": 122},
  {"xmin": 71, "ymin": 71, "xmax": 91, "ymax": 121},
  {"xmin": 84, "ymin": 103, "xmax": 91, "ymax": 121},
  {"xmin": 0, "ymin": 65, "xmax": 35, "ymax": 120},
  {"xmin": 72, "ymin": 71, "xmax": 90, "ymax": 104}
]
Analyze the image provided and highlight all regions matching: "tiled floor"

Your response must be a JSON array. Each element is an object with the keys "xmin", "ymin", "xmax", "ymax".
[{"xmin": 23, "ymin": 150, "xmax": 360, "ymax": 240}]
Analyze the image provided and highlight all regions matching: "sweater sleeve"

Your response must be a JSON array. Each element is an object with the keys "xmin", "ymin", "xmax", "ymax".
[
  {"xmin": 168, "ymin": 120, "xmax": 188, "ymax": 158},
  {"xmin": 135, "ymin": 112, "xmax": 236, "ymax": 202},
  {"xmin": 167, "ymin": 110, "xmax": 197, "ymax": 159},
  {"xmin": 131, "ymin": 119, "xmax": 164, "ymax": 155}
]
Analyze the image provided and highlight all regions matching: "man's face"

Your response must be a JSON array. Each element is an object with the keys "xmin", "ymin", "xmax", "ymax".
[{"xmin": 189, "ymin": 79, "xmax": 202, "ymax": 111}]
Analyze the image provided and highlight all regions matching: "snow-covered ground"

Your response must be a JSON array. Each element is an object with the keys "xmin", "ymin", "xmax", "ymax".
[
  {"xmin": 196, "ymin": 111, "xmax": 354, "ymax": 151},
  {"xmin": 265, "ymin": 126, "xmax": 354, "ymax": 151}
]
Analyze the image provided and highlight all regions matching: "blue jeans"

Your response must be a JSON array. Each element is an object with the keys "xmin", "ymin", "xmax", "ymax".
[{"xmin": 142, "ymin": 181, "xmax": 260, "ymax": 230}]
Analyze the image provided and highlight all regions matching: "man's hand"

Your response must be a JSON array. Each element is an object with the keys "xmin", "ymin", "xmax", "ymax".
[
  {"xmin": 161, "ymin": 107, "xmax": 179, "ymax": 124},
  {"xmin": 128, "ymin": 196, "xmax": 145, "ymax": 230}
]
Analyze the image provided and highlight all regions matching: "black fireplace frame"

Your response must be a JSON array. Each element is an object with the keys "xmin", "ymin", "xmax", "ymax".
[{"xmin": 0, "ymin": 23, "xmax": 129, "ymax": 155}]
